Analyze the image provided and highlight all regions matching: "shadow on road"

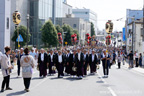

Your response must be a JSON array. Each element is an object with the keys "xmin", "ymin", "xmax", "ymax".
[
  {"xmin": 6, "ymin": 90, "xmax": 25, "ymax": 96},
  {"xmin": 96, "ymin": 80, "xmax": 104, "ymax": 83},
  {"xmin": 64, "ymin": 77, "xmax": 82, "ymax": 81},
  {"xmin": 10, "ymin": 77, "xmax": 22, "ymax": 79},
  {"xmin": 32, "ymin": 77, "xmax": 44, "ymax": 80}
]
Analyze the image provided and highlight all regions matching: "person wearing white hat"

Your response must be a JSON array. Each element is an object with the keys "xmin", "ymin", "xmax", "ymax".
[
  {"xmin": 89, "ymin": 49, "xmax": 97, "ymax": 74},
  {"xmin": 101, "ymin": 49, "xmax": 110, "ymax": 78}
]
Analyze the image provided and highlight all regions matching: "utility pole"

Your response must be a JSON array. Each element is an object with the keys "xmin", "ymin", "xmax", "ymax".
[
  {"xmin": 27, "ymin": 14, "xmax": 29, "ymax": 47},
  {"xmin": 52, "ymin": 0, "xmax": 56, "ymax": 25}
]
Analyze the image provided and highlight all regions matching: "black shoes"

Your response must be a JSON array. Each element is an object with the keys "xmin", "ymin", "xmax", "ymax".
[
  {"xmin": 1, "ymin": 89, "xmax": 4, "ymax": 92},
  {"xmin": 6, "ymin": 87, "xmax": 13, "ymax": 90},
  {"xmin": 1, "ymin": 87, "xmax": 12, "ymax": 92}
]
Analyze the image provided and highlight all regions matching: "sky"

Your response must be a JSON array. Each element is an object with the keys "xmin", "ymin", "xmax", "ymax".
[{"xmin": 67, "ymin": 0, "xmax": 143, "ymax": 31}]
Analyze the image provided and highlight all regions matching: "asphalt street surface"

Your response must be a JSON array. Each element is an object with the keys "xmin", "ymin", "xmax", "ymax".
[{"xmin": 0, "ymin": 64, "xmax": 144, "ymax": 96}]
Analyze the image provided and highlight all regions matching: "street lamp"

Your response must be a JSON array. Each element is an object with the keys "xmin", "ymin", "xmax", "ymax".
[
  {"xmin": 27, "ymin": 14, "xmax": 30, "ymax": 47},
  {"xmin": 62, "ymin": 32, "xmax": 67, "ymax": 48}
]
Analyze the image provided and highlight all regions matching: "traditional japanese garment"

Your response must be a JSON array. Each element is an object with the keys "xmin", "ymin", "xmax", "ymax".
[
  {"xmin": 20, "ymin": 55, "xmax": 35, "ymax": 78},
  {"xmin": 1, "ymin": 54, "xmax": 12, "ymax": 77}
]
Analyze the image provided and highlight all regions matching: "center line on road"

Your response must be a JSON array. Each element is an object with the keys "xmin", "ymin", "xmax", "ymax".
[{"xmin": 97, "ymin": 71, "xmax": 117, "ymax": 96}]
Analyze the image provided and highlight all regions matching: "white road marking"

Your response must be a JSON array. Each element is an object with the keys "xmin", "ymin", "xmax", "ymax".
[{"xmin": 97, "ymin": 71, "xmax": 117, "ymax": 96}]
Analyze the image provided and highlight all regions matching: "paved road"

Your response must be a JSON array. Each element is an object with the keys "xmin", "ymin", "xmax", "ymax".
[{"xmin": 0, "ymin": 63, "xmax": 144, "ymax": 96}]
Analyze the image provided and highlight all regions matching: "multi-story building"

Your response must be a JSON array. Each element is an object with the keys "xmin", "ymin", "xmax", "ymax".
[
  {"xmin": 55, "ymin": 17, "xmax": 91, "ymax": 44},
  {"xmin": 63, "ymin": 2, "xmax": 72, "ymax": 17},
  {"xmin": 125, "ymin": 9, "xmax": 143, "ymax": 53},
  {"xmin": 72, "ymin": 9, "xmax": 97, "ymax": 35},
  {"xmin": 0, "ymin": 0, "xmax": 11, "ymax": 52},
  {"xmin": 10, "ymin": 0, "xmax": 67, "ymax": 48}
]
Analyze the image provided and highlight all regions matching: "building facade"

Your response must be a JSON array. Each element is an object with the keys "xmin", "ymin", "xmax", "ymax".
[
  {"xmin": 28, "ymin": 0, "xmax": 64, "ymax": 48},
  {"xmin": 0, "ymin": 0, "xmax": 11, "ymax": 53},
  {"xmin": 126, "ymin": 19, "xmax": 143, "ymax": 53},
  {"xmin": 72, "ymin": 9, "xmax": 97, "ymax": 35},
  {"xmin": 63, "ymin": 2, "xmax": 72, "ymax": 17},
  {"xmin": 125, "ymin": 9, "xmax": 143, "ymax": 53}
]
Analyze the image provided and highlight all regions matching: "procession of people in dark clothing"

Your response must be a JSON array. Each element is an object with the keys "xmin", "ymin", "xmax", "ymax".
[{"xmin": 36, "ymin": 46, "xmax": 112, "ymax": 79}]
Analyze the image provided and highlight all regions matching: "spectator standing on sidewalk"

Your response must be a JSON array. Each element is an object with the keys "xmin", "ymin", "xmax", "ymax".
[
  {"xmin": 139, "ymin": 53, "xmax": 142, "ymax": 67},
  {"xmin": 134, "ymin": 51, "xmax": 139, "ymax": 67},
  {"xmin": 142, "ymin": 52, "xmax": 144, "ymax": 67},
  {"xmin": 128, "ymin": 51, "xmax": 133, "ymax": 68},
  {"xmin": 20, "ymin": 48, "xmax": 35, "ymax": 92}
]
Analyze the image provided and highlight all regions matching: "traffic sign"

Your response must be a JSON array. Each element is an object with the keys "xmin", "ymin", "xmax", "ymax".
[{"xmin": 16, "ymin": 34, "xmax": 24, "ymax": 42}]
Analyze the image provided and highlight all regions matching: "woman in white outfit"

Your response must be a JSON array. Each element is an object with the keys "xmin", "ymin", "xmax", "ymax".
[
  {"xmin": 1, "ymin": 46, "xmax": 13, "ymax": 92},
  {"xmin": 20, "ymin": 48, "xmax": 35, "ymax": 92},
  {"xmin": 117, "ymin": 53, "xmax": 122, "ymax": 69}
]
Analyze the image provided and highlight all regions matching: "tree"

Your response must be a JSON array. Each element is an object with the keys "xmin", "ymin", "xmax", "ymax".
[
  {"xmin": 11, "ymin": 25, "xmax": 31, "ymax": 48},
  {"xmin": 55, "ymin": 25, "xmax": 63, "ymax": 33},
  {"xmin": 41, "ymin": 20, "xmax": 58, "ymax": 47},
  {"xmin": 62, "ymin": 24, "xmax": 74, "ymax": 45},
  {"xmin": 91, "ymin": 22, "xmax": 95, "ymax": 36}
]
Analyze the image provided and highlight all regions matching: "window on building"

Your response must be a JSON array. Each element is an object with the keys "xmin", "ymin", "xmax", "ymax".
[
  {"xmin": 68, "ymin": 9, "xmax": 70, "ymax": 14},
  {"xmin": 7, "ymin": 18, "xmax": 9, "ymax": 29},
  {"xmin": 83, "ymin": 24, "xmax": 85, "ymax": 30},
  {"xmin": 73, "ymin": 24, "xmax": 77, "ymax": 28}
]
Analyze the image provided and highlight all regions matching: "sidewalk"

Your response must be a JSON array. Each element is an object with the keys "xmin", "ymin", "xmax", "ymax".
[{"xmin": 123, "ymin": 60, "xmax": 144, "ymax": 74}]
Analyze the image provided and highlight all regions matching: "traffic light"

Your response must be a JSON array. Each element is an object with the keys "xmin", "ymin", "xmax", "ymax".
[
  {"xmin": 106, "ymin": 35, "xmax": 111, "ymax": 45},
  {"xmin": 13, "ymin": 11, "xmax": 21, "ymax": 25},
  {"xmin": 105, "ymin": 20, "xmax": 113, "ymax": 34}
]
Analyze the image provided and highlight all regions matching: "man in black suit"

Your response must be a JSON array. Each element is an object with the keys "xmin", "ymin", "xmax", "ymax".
[
  {"xmin": 83, "ymin": 49, "xmax": 89, "ymax": 76},
  {"xmin": 56, "ymin": 50, "xmax": 65, "ymax": 78},
  {"xmin": 71, "ymin": 49, "xmax": 77, "ymax": 76},
  {"xmin": 47, "ymin": 49, "xmax": 56, "ymax": 75},
  {"xmin": 89, "ymin": 49, "xmax": 97, "ymax": 74},
  {"xmin": 38, "ymin": 48, "xmax": 48, "ymax": 78},
  {"xmin": 65, "ymin": 49, "xmax": 73, "ymax": 75},
  {"xmin": 75, "ymin": 48, "xmax": 84, "ymax": 79}
]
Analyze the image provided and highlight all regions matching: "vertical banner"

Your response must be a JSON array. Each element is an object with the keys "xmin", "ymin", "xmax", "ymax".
[{"xmin": 123, "ymin": 28, "xmax": 126, "ymax": 42}]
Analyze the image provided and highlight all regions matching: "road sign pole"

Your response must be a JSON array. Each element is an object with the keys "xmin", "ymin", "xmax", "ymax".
[{"xmin": 17, "ymin": 24, "xmax": 20, "ymax": 49}]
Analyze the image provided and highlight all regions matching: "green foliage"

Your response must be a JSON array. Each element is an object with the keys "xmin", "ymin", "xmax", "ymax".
[
  {"xmin": 41, "ymin": 20, "xmax": 58, "ymax": 47},
  {"xmin": 11, "ymin": 25, "xmax": 31, "ymax": 48},
  {"xmin": 62, "ymin": 24, "xmax": 74, "ymax": 45},
  {"xmin": 55, "ymin": 25, "xmax": 63, "ymax": 33},
  {"xmin": 91, "ymin": 22, "xmax": 95, "ymax": 36}
]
